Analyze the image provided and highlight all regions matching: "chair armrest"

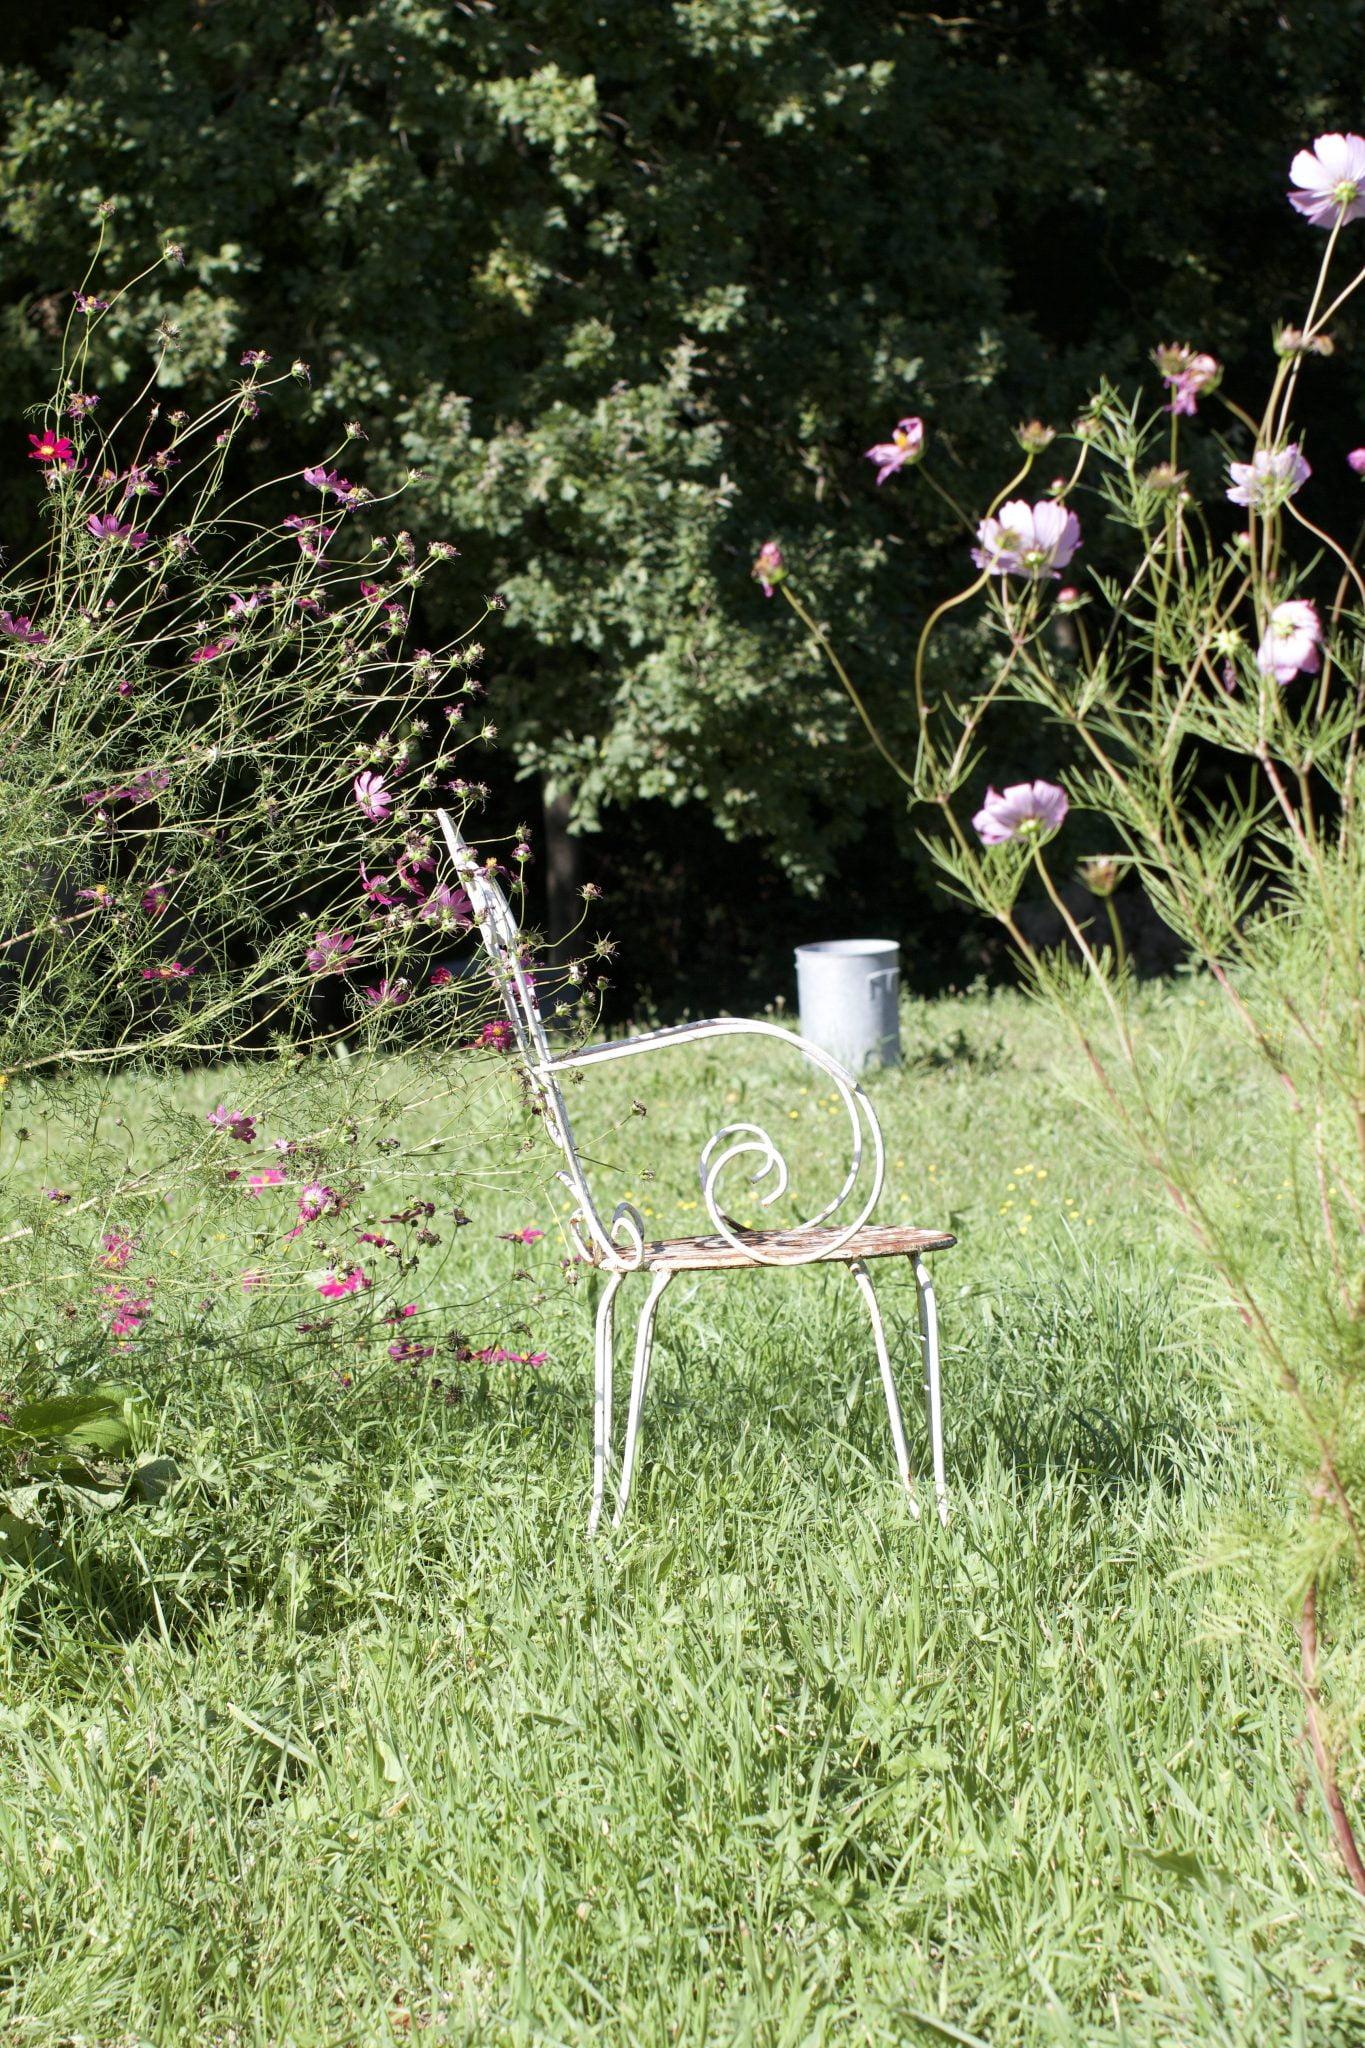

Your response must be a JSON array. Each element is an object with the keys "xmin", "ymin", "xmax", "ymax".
[{"xmin": 542, "ymin": 1017, "xmax": 886, "ymax": 1267}]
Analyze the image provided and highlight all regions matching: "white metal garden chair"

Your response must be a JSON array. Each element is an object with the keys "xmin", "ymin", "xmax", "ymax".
[{"xmin": 436, "ymin": 812, "xmax": 955, "ymax": 1533}]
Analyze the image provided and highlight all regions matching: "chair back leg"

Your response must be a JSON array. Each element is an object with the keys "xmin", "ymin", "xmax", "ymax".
[
  {"xmin": 612, "ymin": 1268, "xmax": 673, "ymax": 1529},
  {"xmin": 847, "ymin": 1258, "xmax": 921, "ymax": 1520},
  {"xmin": 912, "ymin": 1253, "xmax": 949, "ymax": 1526},
  {"xmin": 588, "ymin": 1271, "xmax": 624, "ymax": 1536}
]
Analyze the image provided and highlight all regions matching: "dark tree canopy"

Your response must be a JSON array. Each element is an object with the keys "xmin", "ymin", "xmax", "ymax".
[{"xmin": 3, "ymin": 1, "xmax": 1365, "ymax": 1000}]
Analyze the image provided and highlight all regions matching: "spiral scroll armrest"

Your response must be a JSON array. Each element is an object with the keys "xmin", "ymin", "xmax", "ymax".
[{"xmin": 543, "ymin": 1017, "xmax": 885, "ymax": 1266}]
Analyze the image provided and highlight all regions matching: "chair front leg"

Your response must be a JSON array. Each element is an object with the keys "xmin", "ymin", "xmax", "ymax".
[
  {"xmin": 847, "ymin": 1259, "xmax": 920, "ymax": 1521},
  {"xmin": 613, "ymin": 1267, "xmax": 672, "ymax": 1529},
  {"xmin": 912, "ymin": 1253, "xmax": 949, "ymax": 1526},
  {"xmin": 589, "ymin": 1270, "xmax": 624, "ymax": 1537}
]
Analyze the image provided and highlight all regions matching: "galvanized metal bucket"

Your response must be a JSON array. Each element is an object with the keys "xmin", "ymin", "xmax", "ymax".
[{"xmin": 794, "ymin": 939, "xmax": 901, "ymax": 1071}]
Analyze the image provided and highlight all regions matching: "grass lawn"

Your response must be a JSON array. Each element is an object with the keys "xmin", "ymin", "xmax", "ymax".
[{"xmin": 1, "ymin": 985, "xmax": 1361, "ymax": 2045}]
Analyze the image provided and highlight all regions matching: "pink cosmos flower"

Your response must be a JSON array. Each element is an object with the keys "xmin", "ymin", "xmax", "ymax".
[
  {"xmin": 1226, "ymin": 445, "xmax": 1311, "ymax": 508},
  {"xmin": 1257, "ymin": 600, "xmax": 1322, "ymax": 685},
  {"xmin": 87, "ymin": 513, "xmax": 149, "ymax": 548},
  {"xmin": 298, "ymin": 1182, "xmax": 340, "ymax": 1223},
  {"xmin": 302, "ymin": 465, "xmax": 356, "ymax": 503},
  {"xmin": 389, "ymin": 1339, "xmax": 435, "ymax": 1363},
  {"xmin": 140, "ymin": 960, "xmax": 194, "ymax": 981},
  {"xmin": 29, "ymin": 430, "xmax": 75, "ymax": 469},
  {"xmin": 356, "ymin": 1230, "xmax": 393, "ymax": 1248},
  {"xmin": 478, "ymin": 1019, "xmax": 515, "ymax": 1051},
  {"xmin": 240, "ymin": 1269, "xmax": 268, "ymax": 1292},
  {"xmin": 44, "ymin": 1189, "xmax": 71, "ymax": 1203},
  {"xmin": 1152, "ymin": 344, "xmax": 1222, "ymax": 417},
  {"xmin": 353, "ymin": 771, "xmax": 391, "ymax": 821},
  {"xmin": 99, "ymin": 1231, "xmax": 136, "ymax": 1271},
  {"xmin": 227, "ymin": 590, "xmax": 267, "ymax": 618},
  {"xmin": 1288, "ymin": 133, "xmax": 1365, "ymax": 226},
  {"xmin": 188, "ymin": 635, "xmax": 236, "ymax": 664},
  {"xmin": 419, "ymin": 882, "xmax": 472, "ymax": 926},
  {"xmin": 865, "ymin": 416, "xmax": 925, "ymax": 484},
  {"xmin": 74, "ymin": 292, "xmax": 108, "ymax": 314},
  {"xmin": 103, "ymin": 1284, "xmax": 151, "ymax": 1339},
  {"xmin": 475, "ymin": 1346, "xmax": 547, "ymax": 1367},
  {"xmin": 305, "ymin": 930, "xmax": 355, "ymax": 974},
  {"xmin": 500, "ymin": 1227, "xmax": 545, "ymax": 1244},
  {"xmin": 317, "ymin": 1266, "xmax": 370, "ymax": 1300},
  {"xmin": 360, "ymin": 581, "xmax": 385, "ymax": 602},
  {"xmin": 386, "ymin": 1304, "xmax": 418, "ymax": 1322},
  {"xmin": 0, "ymin": 612, "xmax": 48, "ymax": 644},
  {"xmin": 240, "ymin": 349, "xmax": 272, "ymax": 367},
  {"xmin": 359, "ymin": 862, "xmax": 400, "ymax": 909},
  {"xmin": 207, "ymin": 1105, "xmax": 257, "ymax": 1141},
  {"xmin": 972, "ymin": 500, "xmax": 1081, "ymax": 579},
  {"xmin": 76, "ymin": 884, "xmax": 115, "ymax": 909},
  {"xmin": 66, "ymin": 392, "xmax": 100, "ymax": 418},
  {"xmin": 971, "ymin": 780, "xmax": 1069, "ymax": 845},
  {"xmin": 141, "ymin": 884, "xmax": 169, "ymax": 915},
  {"xmin": 429, "ymin": 966, "xmax": 455, "ymax": 987},
  {"xmin": 1349, "ymin": 449, "xmax": 1365, "ymax": 476},
  {"xmin": 245, "ymin": 1168, "xmax": 287, "ymax": 1196},
  {"xmin": 752, "ymin": 541, "xmax": 785, "ymax": 597},
  {"xmin": 363, "ymin": 978, "xmax": 410, "ymax": 1008}
]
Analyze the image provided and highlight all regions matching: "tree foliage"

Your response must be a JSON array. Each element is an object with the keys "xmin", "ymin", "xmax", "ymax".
[{"xmin": 3, "ymin": 1, "xmax": 1365, "ymax": 898}]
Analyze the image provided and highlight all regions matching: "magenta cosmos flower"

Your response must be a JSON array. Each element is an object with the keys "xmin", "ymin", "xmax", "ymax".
[
  {"xmin": 972, "ymin": 500, "xmax": 1081, "ymax": 580},
  {"xmin": 28, "ymin": 430, "xmax": 75, "ymax": 469},
  {"xmin": 972, "ymin": 780, "xmax": 1069, "ymax": 845},
  {"xmin": 865, "ymin": 416, "xmax": 924, "ymax": 485},
  {"xmin": 1257, "ymin": 600, "xmax": 1321, "ymax": 685},
  {"xmin": 305, "ymin": 931, "xmax": 355, "ymax": 974},
  {"xmin": 0, "ymin": 612, "xmax": 48, "ymax": 644},
  {"xmin": 1348, "ymin": 449, "xmax": 1365, "ymax": 476},
  {"xmin": 1288, "ymin": 134, "xmax": 1365, "ymax": 226},
  {"xmin": 317, "ymin": 1266, "xmax": 369, "ymax": 1300},
  {"xmin": 353, "ymin": 770, "xmax": 391, "ymax": 821},
  {"xmin": 207, "ymin": 1105, "xmax": 256, "ymax": 1141},
  {"xmin": 140, "ymin": 960, "xmax": 194, "ymax": 981},
  {"xmin": 1226, "ymin": 444, "xmax": 1311, "ymax": 508}
]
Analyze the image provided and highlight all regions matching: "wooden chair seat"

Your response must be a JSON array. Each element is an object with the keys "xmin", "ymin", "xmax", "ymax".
[{"xmin": 638, "ymin": 1221, "xmax": 956, "ymax": 1271}]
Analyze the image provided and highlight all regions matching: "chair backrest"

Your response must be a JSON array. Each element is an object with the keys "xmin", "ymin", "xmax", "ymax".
[{"xmin": 434, "ymin": 810, "xmax": 626, "ymax": 1264}]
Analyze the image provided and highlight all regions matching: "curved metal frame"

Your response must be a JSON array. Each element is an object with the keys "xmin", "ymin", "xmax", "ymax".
[{"xmin": 435, "ymin": 809, "xmax": 947, "ymax": 1531}]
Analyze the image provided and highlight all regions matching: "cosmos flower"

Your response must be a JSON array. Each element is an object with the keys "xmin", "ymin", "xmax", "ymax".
[
  {"xmin": 1226, "ymin": 445, "xmax": 1311, "ymax": 508},
  {"xmin": 752, "ymin": 541, "xmax": 785, "ymax": 598},
  {"xmin": 305, "ymin": 931, "xmax": 356, "ymax": 974},
  {"xmin": 1256, "ymin": 599, "xmax": 1322, "ymax": 685},
  {"xmin": 1288, "ymin": 133, "xmax": 1365, "ymax": 226},
  {"xmin": 29, "ymin": 430, "xmax": 75, "ymax": 469},
  {"xmin": 864, "ymin": 415, "xmax": 925, "ymax": 484},
  {"xmin": 971, "ymin": 780, "xmax": 1069, "ymax": 845},
  {"xmin": 353, "ymin": 771, "xmax": 391, "ymax": 821},
  {"xmin": 972, "ymin": 500, "xmax": 1081, "ymax": 579}
]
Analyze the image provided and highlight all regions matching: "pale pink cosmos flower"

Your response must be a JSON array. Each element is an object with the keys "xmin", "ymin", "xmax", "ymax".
[
  {"xmin": 353, "ymin": 770, "xmax": 391, "ymax": 821},
  {"xmin": 245, "ymin": 1168, "xmax": 287, "ymax": 1196},
  {"xmin": 1349, "ymin": 449, "xmax": 1365, "ymax": 476},
  {"xmin": 752, "ymin": 541, "xmax": 785, "ymax": 597},
  {"xmin": 1226, "ymin": 445, "xmax": 1311, "ymax": 507},
  {"xmin": 1288, "ymin": 133, "xmax": 1365, "ymax": 226},
  {"xmin": 865, "ymin": 416, "xmax": 925, "ymax": 484},
  {"xmin": 305, "ymin": 930, "xmax": 355, "ymax": 974},
  {"xmin": 240, "ymin": 1269, "xmax": 268, "ymax": 1292},
  {"xmin": 972, "ymin": 780, "xmax": 1069, "ymax": 845},
  {"xmin": 972, "ymin": 500, "xmax": 1081, "ymax": 580},
  {"xmin": 1153, "ymin": 344, "xmax": 1221, "ymax": 417},
  {"xmin": 1257, "ymin": 599, "xmax": 1322, "ymax": 685}
]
